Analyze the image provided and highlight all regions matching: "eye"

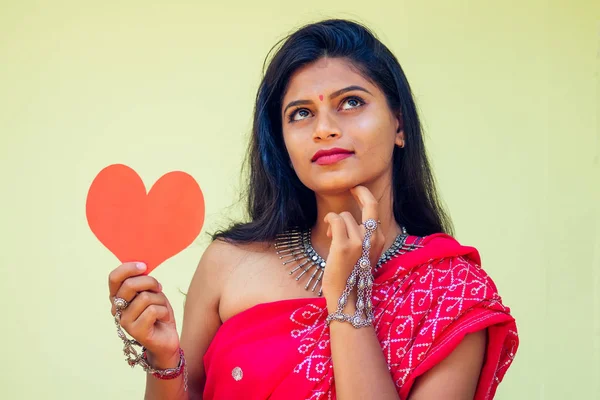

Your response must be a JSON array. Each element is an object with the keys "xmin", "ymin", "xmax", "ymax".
[
  {"xmin": 288, "ymin": 108, "xmax": 312, "ymax": 122},
  {"xmin": 340, "ymin": 96, "xmax": 365, "ymax": 111},
  {"xmin": 287, "ymin": 96, "xmax": 366, "ymax": 123}
]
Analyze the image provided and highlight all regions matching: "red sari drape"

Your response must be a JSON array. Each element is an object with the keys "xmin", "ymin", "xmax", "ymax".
[{"xmin": 203, "ymin": 233, "xmax": 519, "ymax": 399}]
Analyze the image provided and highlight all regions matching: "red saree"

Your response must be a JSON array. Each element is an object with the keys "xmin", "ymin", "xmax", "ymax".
[{"xmin": 203, "ymin": 233, "xmax": 518, "ymax": 399}]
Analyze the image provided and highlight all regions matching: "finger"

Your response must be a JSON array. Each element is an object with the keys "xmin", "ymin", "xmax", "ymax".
[
  {"xmin": 108, "ymin": 262, "xmax": 147, "ymax": 298},
  {"xmin": 132, "ymin": 305, "xmax": 170, "ymax": 332},
  {"xmin": 324, "ymin": 213, "xmax": 348, "ymax": 245},
  {"xmin": 111, "ymin": 275, "xmax": 162, "ymax": 315},
  {"xmin": 120, "ymin": 291, "xmax": 168, "ymax": 326},
  {"xmin": 349, "ymin": 186, "xmax": 379, "ymax": 226},
  {"xmin": 339, "ymin": 211, "xmax": 361, "ymax": 242}
]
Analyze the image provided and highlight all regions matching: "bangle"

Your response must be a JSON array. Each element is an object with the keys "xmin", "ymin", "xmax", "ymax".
[
  {"xmin": 112, "ymin": 301, "xmax": 188, "ymax": 391},
  {"xmin": 141, "ymin": 347, "xmax": 187, "ymax": 381}
]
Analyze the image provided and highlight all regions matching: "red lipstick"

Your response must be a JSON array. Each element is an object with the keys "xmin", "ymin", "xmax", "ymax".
[{"xmin": 311, "ymin": 148, "xmax": 354, "ymax": 165}]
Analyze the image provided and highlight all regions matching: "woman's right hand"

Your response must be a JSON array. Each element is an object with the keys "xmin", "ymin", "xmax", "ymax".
[{"xmin": 108, "ymin": 262, "xmax": 181, "ymax": 367}]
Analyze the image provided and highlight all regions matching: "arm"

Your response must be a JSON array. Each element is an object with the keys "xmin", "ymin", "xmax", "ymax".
[
  {"xmin": 322, "ymin": 187, "xmax": 487, "ymax": 400},
  {"xmin": 327, "ymin": 300, "xmax": 400, "ymax": 399},
  {"xmin": 329, "ymin": 307, "xmax": 487, "ymax": 400},
  {"xmin": 322, "ymin": 188, "xmax": 402, "ymax": 400},
  {"xmin": 407, "ymin": 330, "xmax": 487, "ymax": 400},
  {"xmin": 144, "ymin": 240, "xmax": 231, "ymax": 400}
]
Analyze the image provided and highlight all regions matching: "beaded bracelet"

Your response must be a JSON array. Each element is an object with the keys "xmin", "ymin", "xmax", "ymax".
[
  {"xmin": 141, "ymin": 347, "xmax": 187, "ymax": 382},
  {"xmin": 113, "ymin": 301, "xmax": 188, "ymax": 391}
]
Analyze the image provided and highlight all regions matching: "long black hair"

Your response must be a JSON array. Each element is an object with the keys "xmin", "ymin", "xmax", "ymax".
[{"xmin": 212, "ymin": 18, "xmax": 453, "ymax": 243}]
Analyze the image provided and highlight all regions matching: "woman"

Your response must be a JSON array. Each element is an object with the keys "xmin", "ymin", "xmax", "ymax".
[{"xmin": 108, "ymin": 19, "xmax": 518, "ymax": 399}]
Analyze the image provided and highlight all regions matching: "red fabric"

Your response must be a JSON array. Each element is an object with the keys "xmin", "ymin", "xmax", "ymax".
[{"xmin": 203, "ymin": 234, "xmax": 518, "ymax": 399}]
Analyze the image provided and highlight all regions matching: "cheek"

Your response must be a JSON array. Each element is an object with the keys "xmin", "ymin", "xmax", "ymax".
[
  {"xmin": 353, "ymin": 125, "xmax": 396, "ymax": 159},
  {"xmin": 354, "ymin": 114, "xmax": 382, "ymax": 131},
  {"xmin": 350, "ymin": 109, "xmax": 397, "ymax": 150},
  {"xmin": 283, "ymin": 134, "xmax": 309, "ymax": 168},
  {"xmin": 282, "ymin": 133, "xmax": 297, "ymax": 155}
]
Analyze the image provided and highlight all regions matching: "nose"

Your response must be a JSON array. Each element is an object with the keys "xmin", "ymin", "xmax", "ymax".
[{"xmin": 312, "ymin": 112, "xmax": 342, "ymax": 141}]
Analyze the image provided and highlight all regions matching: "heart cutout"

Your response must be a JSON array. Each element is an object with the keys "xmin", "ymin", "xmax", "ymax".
[{"xmin": 86, "ymin": 164, "xmax": 205, "ymax": 274}]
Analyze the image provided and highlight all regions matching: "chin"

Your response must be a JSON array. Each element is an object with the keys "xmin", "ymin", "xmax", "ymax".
[{"xmin": 309, "ymin": 176, "xmax": 365, "ymax": 195}]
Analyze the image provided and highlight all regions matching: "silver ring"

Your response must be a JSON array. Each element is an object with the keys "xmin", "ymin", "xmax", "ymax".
[
  {"xmin": 113, "ymin": 297, "xmax": 129, "ymax": 311},
  {"xmin": 362, "ymin": 218, "xmax": 379, "ymax": 231}
]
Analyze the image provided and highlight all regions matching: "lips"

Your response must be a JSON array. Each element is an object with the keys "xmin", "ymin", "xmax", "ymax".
[{"xmin": 311, "ymin": 147, "xmax": 354, "ymax": 163}]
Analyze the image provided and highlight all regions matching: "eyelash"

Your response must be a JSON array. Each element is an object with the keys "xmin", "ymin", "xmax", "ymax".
[{"xmin": 287, "ymin": 96, "xmax": 366, "ymax": 123}]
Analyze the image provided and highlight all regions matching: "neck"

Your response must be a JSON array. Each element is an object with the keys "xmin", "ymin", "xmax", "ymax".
[{"xmin": 310, "ymin": 177, "xmax": 402, "ymax": 260}]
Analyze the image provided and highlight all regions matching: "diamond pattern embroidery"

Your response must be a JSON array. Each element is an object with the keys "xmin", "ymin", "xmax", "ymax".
[{"xmin": 289, "ymin": 251, "xmax": 517, "ymax": 400}]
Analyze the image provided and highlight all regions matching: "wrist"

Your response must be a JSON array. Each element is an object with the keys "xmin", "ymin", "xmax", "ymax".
[{"xmin": 145, "ymin": 348, "xmax": 181, "ymax": 370}]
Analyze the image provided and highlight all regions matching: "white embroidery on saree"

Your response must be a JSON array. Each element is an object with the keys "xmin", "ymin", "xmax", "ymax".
[{"xmin": 288, "ymin": 255, "xmax": 518, "ymax": 399}]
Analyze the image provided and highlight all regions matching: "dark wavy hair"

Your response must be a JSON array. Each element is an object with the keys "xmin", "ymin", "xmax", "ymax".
[{"xmin": 212, "ymin": 18, "xmax": 453, "ymax": 243}]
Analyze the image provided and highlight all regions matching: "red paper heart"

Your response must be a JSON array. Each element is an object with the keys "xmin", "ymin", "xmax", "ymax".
[{"xmin": 86, "ymin": 164, "xmax": 205, "ymax": 274}]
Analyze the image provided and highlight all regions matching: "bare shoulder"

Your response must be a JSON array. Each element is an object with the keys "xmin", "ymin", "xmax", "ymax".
[
  {"xmin": 201, "ymin": 237, "xmax": 273, "ymax": 270},
  {"xmin": 212, "ymin": 239, "xmax": 298, "ymax": 323},
  {"xmin": 191, "ymin": 238, "xmax": 275, "ymax": 307},
  {"xmin": 188, "ymin": 237, "xmax": 309, "ymax": 326},
  {"xmin": 188, "ymin": 238, "xmax": 272, "ymax": 297},
  {"xmin": 178, "ymin": 238, "xmax": 273, "ymax": 396}
]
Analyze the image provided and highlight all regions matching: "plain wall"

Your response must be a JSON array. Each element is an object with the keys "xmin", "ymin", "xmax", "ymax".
[{"xmin": 1, "ymin": 1, "xmax": 598, "ymax": 398}]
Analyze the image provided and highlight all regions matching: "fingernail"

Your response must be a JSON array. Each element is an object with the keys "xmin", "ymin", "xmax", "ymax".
[
  {"xmin": 158, "ymin": 283, "xmax": 163, "ymax": 291},
  {"xmin": 136, "ymin": 262, "xmax": 146, "ymax": 271}
]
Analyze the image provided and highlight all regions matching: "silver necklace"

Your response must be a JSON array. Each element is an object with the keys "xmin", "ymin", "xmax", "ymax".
[{"xmin": 275, "ymin": 226, "xmax": 418, "ymax": 297}]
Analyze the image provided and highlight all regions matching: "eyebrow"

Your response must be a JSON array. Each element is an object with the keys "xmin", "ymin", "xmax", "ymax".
[{"xmin": 282, "ymin": 85, "xmax": 373, "ymax": 116}]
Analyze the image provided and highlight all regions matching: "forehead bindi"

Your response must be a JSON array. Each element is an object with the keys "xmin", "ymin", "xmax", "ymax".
[{"xmin": 284, "ymin": 59, "xmax": 367, "ymax": 100}]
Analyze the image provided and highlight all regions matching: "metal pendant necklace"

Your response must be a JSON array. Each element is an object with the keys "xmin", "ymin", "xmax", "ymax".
[{"xmin": 275, "ymin": 226, "xmax": 417, "ymax": 297}]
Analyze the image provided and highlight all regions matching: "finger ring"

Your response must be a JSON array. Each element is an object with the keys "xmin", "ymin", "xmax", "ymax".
[
  {"xmin": 114, "ymin": 297, "xmax": 129, "ymax": 311},
  {"xmin": 362, "ymin": 219, "xmax": 379, "ymax": 231}
]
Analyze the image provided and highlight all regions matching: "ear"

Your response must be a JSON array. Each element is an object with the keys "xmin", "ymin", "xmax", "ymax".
[{"xmin": 395, "ymin": 113, "xmax": 405, "ymax": 148}]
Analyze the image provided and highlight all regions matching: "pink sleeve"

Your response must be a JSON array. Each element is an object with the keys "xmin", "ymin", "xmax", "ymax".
[
  {"xmin": 399, "ymin": 307, "xmax": 518, "ymax": 399},
  {"xmin": 389, "ymin": 255, "xmax": 519, "ymax": 400}
]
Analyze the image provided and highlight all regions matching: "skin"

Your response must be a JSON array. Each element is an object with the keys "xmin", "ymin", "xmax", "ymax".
[
  {"xmin": 107, "ymin": 56, "xmax": 485, "ymax": 400},
  {"xmin": 280, "ymin": 57, "xmax": 406, "ymax": 290}
]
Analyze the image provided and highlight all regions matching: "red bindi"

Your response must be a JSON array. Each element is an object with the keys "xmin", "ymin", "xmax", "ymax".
[{"xmin": 319, "ymin": 94, "xmax": 324, "ymax": 101}]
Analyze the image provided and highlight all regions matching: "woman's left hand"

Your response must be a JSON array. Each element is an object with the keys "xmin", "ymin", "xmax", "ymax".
[{"xmin": 321, "ymin": 185, "xmax": 385, "ymax": 311}]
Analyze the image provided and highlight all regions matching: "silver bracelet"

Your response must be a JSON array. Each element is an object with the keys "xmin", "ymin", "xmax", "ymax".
[
  {"xmin": 113, "ymin": 298, "xmax": 188, "ymax": 391},
  {"xmin": 325, "ymin": 218, "xmax": 378, "ymax": 328}
]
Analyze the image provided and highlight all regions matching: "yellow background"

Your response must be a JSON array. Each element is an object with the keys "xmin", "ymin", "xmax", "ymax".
[{"xmin": 1, "ymin": 1, "xmax": 598, "ymax": 399}]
